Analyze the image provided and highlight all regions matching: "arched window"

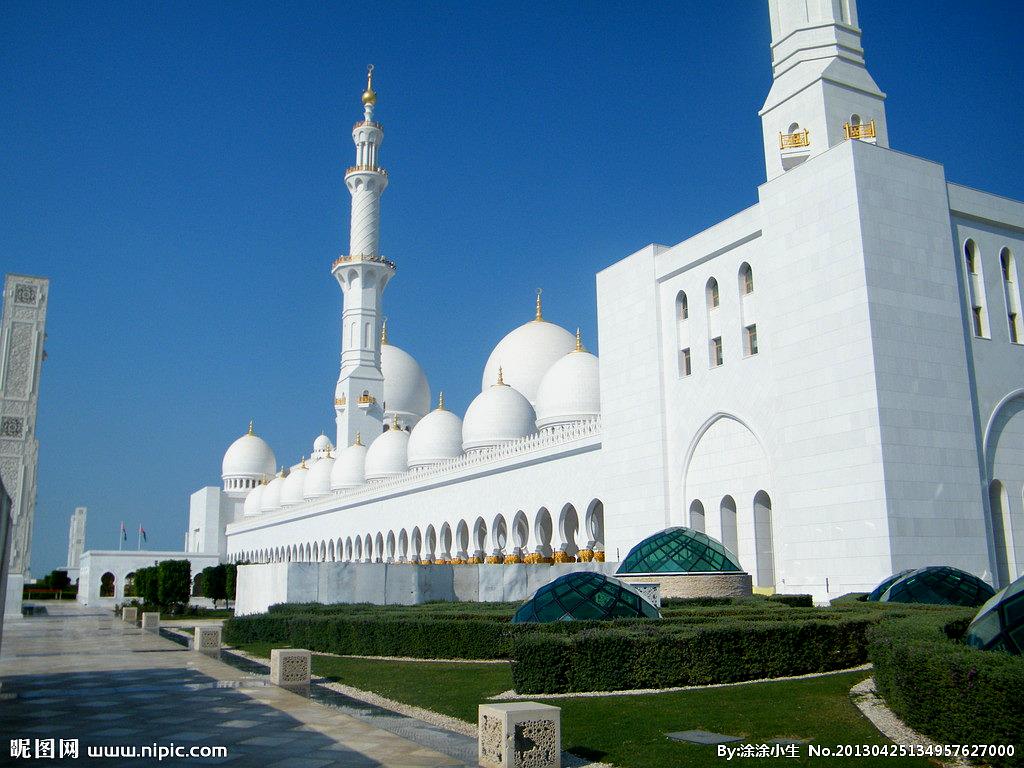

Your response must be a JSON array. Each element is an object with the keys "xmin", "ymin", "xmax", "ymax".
[
  {"xmin": 676, "ymin": 291, "xmax": 688, "ymax": 320},
  {"xmin": 688, "ymin": 500, "xmax": 705, "ymax": 532},
  {"xmin": 753, "ymin": 491, "xmax": 775, "ymax": 588},
  {"xmin": 676, "ymin": 290, "xmax": 691, "ymax": 378},
  {"xmin": 706, "ymin": 278, "xmax": 720, "ymax": 309},
  {"xmin": 739, "ymin": 263, "xmax": 754, "ymax": 295},
  {"xmin": 964, "ymin": 239, "xmax": 988, "ymax": 338},
  {"xmin": 850, "ymin": 114, "xmax": 861, "ymax": 127},
  {"xmin": 720, "ymin": 496, "xmax": 738, "ymax": 560},
  {"xmin": 1000, "ymin": 248, "xmax": 1022, "ymax": 343}
]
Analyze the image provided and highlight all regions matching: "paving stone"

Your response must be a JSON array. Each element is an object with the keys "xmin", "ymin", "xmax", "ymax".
[{"xmin": 667, "ymin": 729, "xmax": 744, "ymax": 745}]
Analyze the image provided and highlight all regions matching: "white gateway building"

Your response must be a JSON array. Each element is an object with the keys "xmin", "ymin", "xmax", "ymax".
[{"xmin": 184, "ymin": 0, "xmax": 1023, "ymax": 605}]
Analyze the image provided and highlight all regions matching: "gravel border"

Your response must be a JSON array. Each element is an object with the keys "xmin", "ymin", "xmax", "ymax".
[
  {"xmin": 490, "ymin": 663, "xmax": 873, "ymax": 700},
  {"xmin": 850, "ymin": 677, "xmax": 969, "ymax": 768}
]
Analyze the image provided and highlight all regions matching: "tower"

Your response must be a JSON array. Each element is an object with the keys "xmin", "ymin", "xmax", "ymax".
[
  {"xmin": 0, "ymin": 274, "xmax": 48, "ymax": 579},
  {"xmin": 66, "ymin": 506, "xmax": 86, "ymax": 577},
  {"xmin": 333, "ymin": 66, "xmax": 395, "ymax": 448},
  {"xmin": 760, "ymin": 0, "xmax": 889, "ymax": 180}
]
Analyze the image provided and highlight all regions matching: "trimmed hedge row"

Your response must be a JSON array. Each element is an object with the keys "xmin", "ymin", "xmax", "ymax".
[
  {"xmin": 868, "ymin": 611, "xmax": 1024, "ymax": 766},
  {"xmin": 510, "ymin": 615, "xmax": 875, "ymax": 693}
]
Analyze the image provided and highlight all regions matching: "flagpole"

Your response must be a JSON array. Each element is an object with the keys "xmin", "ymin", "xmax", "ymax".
[
  {"xmin": 118, "ymin": 522, "xmax": 123, "ymax": 551},
  {"xmin": 137, "ymin": 526, "xmax": 142, "ymax": 551}
]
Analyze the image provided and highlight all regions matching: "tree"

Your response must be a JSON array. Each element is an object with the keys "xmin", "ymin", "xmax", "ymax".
[
  {"xmin": 200, "ymin": 565, "xmax": 227, "ymax": 608},
  {"xmin": 157, "ymin": 560, "xmax": 191, "ymax": 610},
  {"xmin": 225, "ymin": 563, "xmax": 238, "ymax": 606}
]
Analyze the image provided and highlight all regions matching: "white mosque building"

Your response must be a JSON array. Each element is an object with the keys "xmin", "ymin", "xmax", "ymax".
[{"xmin": 179, "ymin": 0, "xmax": 1023, "ymax": 606}]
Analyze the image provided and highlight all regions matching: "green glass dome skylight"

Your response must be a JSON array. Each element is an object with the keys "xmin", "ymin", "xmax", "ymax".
[
  {"xmin": 879, "ymin": 566, "xmax": 995, "ymax": 607},
  {"xmin": 965, "ymin": 574, "xmax": 1024, "ymax": 654},
  {"xmin": 865, "ymin": 569, "xmax": 914, "ymax": 602},
  {"xmin": 511, "ymin": 571, "xmax": 661, "ymax": 623},
  {"xmin": 616, "ymin": 527, "xmax": 741, "ymax": 575}
]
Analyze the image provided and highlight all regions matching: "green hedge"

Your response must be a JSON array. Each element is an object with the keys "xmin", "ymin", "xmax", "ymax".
[
  {"xmin": 868, "ymin": 611, "xmax": 1024, "ymax": 766},
  {"xmin": 510, "ymin": 615, "xmax": 875, "ymax": 693}
]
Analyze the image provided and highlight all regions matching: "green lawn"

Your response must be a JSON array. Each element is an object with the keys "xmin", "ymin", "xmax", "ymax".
[{"xmin": 236, "ymin": 644, "xmax": 930, "ymax": 768}]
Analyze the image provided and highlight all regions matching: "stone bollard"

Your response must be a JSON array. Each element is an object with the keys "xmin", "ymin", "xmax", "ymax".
[
  {"xmin": 193, "ymin": 625, "xmax": 222, "ymax": 656},
  {"xmin": 270, "ymin": 649, "xmax": 311, "ymax": 688},
  {"xmin": 141, "ymin": 612, "xmax": 160, "ymax": 632},
  {"xmin": 479, "ymin": 702, "xmax": 561, "ymax": 768},
  {"xmin": 122, "ymin": 607, "xmax": 138, "ymax": 624}
]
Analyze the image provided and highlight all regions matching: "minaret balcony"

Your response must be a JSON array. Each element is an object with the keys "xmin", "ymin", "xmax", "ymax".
[
  {"xmin": 357, "ymin": 394, "xmax": 377, "ymax": 406},
  {"xmin": 778, "ymin": 129, "xmax": 810, "ymax": 150},
  {"xmin": 843, "ymin": 120, "xmax": 876, "ymax": 141},
  {"xmin": 332, "ymin": 254, "xmax": 396, "ymax": 271},
  {"xmin": 353, "ymin": 120, "xmax": 382, "ymax": 131},
  {"xmin": 345, "ymin": 164, "xmax": 387, "ymax": 177}
]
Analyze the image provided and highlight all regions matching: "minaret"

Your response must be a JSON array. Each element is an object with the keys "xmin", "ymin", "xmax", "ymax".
[
  {"xmin": 760, "ymin": 0, "xmax": 889, "ymax": 180},
  {"xmin": 332, "ymin": 65, "xmax": 394, "ymax": 447}
]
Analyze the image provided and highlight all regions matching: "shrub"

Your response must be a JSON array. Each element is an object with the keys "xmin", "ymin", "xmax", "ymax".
[
  {"xmin": 831, "ymin": 592, "xmax": 869, "ymax": 605},
  {"xmin": 200, "ymin": 565, "xmax": 228, "ymax": 607},
  {"xmin": 134, "ymin": 566, "xmax": 160, "ymax": 606},
  {"xmin": 767, "ymin": 593, "xmax": 813, "ymax": 608},
  {"xmin": 225, "ymin": 564, "xmax": 238, "ymax": 603},
  {"xmin": 868, "ymin": 611, "xmax": 1024, "ymax": 766},
  {"xmin": 510, "ymin": 615, "xmax": 877, "ymax": 693}
]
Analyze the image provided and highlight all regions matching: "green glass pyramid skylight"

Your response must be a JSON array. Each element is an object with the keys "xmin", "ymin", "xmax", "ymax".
[
  {"xmin": 879, "ymin": 566, "xmax": 994, "ymax": 607},
  {"xmin": 511, "ymin": 571, "xmax": 661, "ymax": 623},
  {"xmin": 965, "ymin": 574, "xmax": 1024, "ymax": 654},
  {"xmin": 616, "ymin": 527, "xmax": 741, "ymax": 574}
]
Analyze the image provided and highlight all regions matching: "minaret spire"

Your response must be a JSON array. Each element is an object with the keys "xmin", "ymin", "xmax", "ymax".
[{"xmin": 332, "ymin": 68, "xmax": 395, "ymax": 448}]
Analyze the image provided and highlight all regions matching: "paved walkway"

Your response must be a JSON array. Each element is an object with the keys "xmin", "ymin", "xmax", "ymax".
[{"xmin": 0, "ymin": 603, "xmax": 468, "ymax": 767}]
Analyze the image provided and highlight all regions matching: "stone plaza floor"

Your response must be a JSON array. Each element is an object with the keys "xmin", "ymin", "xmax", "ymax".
[{"xmin": 0, "ymin": 603, "xmax": 471, "ymax": 767}]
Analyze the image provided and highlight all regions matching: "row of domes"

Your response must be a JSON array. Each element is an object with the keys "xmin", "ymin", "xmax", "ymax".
[{"xmin": 223, "ymin": 312, "xmax": 600, "ymax": 518}]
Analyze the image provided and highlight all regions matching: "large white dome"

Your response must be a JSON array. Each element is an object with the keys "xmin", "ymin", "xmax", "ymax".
[
  {"xmin": 535, "ymin": 344, "xmax": 600, "ymax": 430},
  {"xmin": 408, "ymin": 398, "xmax": 463, "ymax": 469},
  {"xmin": 382, "ymin": 341, "xmax": 431, "ymax": 427},
  {"xmin": 222, "ymin": 422, "xmax": 276, "ymax": 480},
  {"xmin": 331, "ymin": 438, "xmax": 368, "ymax": 490},
  {"xmin": 242, "ymin": 482, "xmax": 265, "ymax": 517},
  {"xmin": 462, "ymin": 378, "xmax": 537, "ymax": 452},
  {"xmin": 303, "ymin": 454, "xmax": 335, "ymax": 499},
  {"xmin": 482, "ymin": 318, "xmax": 575, "ymax": 405},
  {"xmin": 364, "ymin": 424, "xmax": 410, "ymax": 480},
  {"xmin": 260, "ymin": 470, "xmax": 287, "ymax": 513},
  {"xmin": 279, "ymin": 461, "xmax": 308, "ymax": 506}
]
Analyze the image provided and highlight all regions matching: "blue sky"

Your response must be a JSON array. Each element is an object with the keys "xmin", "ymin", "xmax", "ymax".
[{"xmin": 2, "ymin": 1, "xmax": 1021, "ymax": 574}]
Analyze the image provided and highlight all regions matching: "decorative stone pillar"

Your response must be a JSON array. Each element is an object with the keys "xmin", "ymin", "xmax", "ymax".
[
  {"xmin": 193, "ymin": 625, "xmax": 222, "ymax": 655},
  {"xmin": 270, "ymin": 648, "xmax": 311, "ymax": 687},
  {"xmin": 122, "ymin": 607, "xmax": 138, "ymax": 623},
  {"xmin": 479, "ymin": 702, "xmax": 561, "ymax": 768},
  {"xmin": 141, "ymin": 612, "xmax": 160, "ymax": 631}
]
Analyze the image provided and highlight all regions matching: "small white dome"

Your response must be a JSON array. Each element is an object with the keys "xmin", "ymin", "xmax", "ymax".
[
  {"xmin": 222, "ymin": 422, "xmax": 277, "ymax": 480},
  {"xmin": 279, "ymin": 461, "xmax": 309, "ymax": 506},
  {"xmin": 382, "ymin": 341, "xmax": 431, "ymax": 426},
  {"xmin": 482, "ymin": 316, "xmax": 575, "ymax": 405},
  {"xmin": 303, "ymin": 454, "xmax": 335, "ymax": 499},
  {"xmin": 312, "ymin": 434, "xmax": 333, "ymax": 457},
  {"xmin": 260, "ymin": 470, "xmax": 287, "ymax": 513},
  {"xmin": 535, "ymin": 346, "xmax": 600, "ymax": 430},
  {"xmin": 462, "ymin": 378, "xmax": 537, "ymax": 452},
  {"xmin": 364, "ymin": 424, "xmax": 410, "ymax": 480},
  {"xmin": 243, "ymin": 482, "xmax": 265, "ymax": 517},
  {"xmin": 408, "ymin": 397, "xmax": 463, "ymax": 468},
  {"xmin": 331, "ymin": 438, "xmax": 368, "ymax": 490}
]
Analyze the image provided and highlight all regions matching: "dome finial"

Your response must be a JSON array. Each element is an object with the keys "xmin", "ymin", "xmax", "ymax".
[
  {"xmin": 354, "ymin": 432, "xmax": 363, "ymax": 446},
  {"xmin": 392, "ymin": 413, "xmax": 401, "ymax": 430},
  {"xmin": 362, "ymin": 64, "xmax": 376, "ymax": 106},
  {"xmin": 438, "ymin": 391, "xmax": 445, "ymax": 410},
  {"xmin": 247, "ymin": 420, "xmax": 254, "ymax": 436},
  {"xmin": 300, "ymin": 455, "xmax": 307, "ymax": 469},
  {"xmin": 575, "ymin": 327, "xmax": 585, "ymax": 352},
  {"xmin": 535, "ymin": 288, "xmax": 543, "ymax": 322},
  {"xmin": 381, "ymin": 316, "xmax": 389, "ymax": 345},
  {"xmin": 497, "ymin": 366, "xmax": 505, "ymax": 385}
]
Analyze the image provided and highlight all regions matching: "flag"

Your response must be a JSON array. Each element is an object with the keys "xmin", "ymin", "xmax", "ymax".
[
  {"xmin": 120, "ymin": 522, "xmax": 127, "ymax": 541},
  {"xmin": 139, "ymin": 525, "xmax": 147, "ymax": 542}
]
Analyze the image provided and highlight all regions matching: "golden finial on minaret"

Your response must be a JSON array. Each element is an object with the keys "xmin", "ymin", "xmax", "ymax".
[
  {"xmin": 575, "ymin": 327, "xmax": 584, "ymax": 352},
  {"xmin": 497, "ymin": 366, "xmax": 505, "ymax": 385},
  {"xmin": 300, "ymin": 456, "xmax": 307, "ymax": 469},
  {"xmin": 362, "ymin": 64, "xmax": 376, "ymax": 106},
  {"xmin": 535, "ymin": 288, "xmax": 543, "ymax": 321},
  {"xmin": 381, "ymin": 316, "xmax": 389, "ymax": 345},
  {"xmin": 247, "ymin": 420, "xmax": 254, "ymax": 436},
  {"xmin": 355, "ymin": 432, "xmax": 363, "ymax": 446},
  {"xmin": 438, "ymin": 391, "xmax": 445, "ymax": 411}
]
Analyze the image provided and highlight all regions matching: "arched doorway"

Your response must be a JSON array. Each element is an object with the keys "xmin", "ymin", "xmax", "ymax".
[
  {"xmin": 753, "ymin": 490, "xmax": 775, "ymax": 588},
  {"xmin": 720, "ymin": 495, "xmax": 738, "ymax": 559},
  {"xmin": 99, "ymin": 572, "xmax": 115, "ymax": 598}
]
